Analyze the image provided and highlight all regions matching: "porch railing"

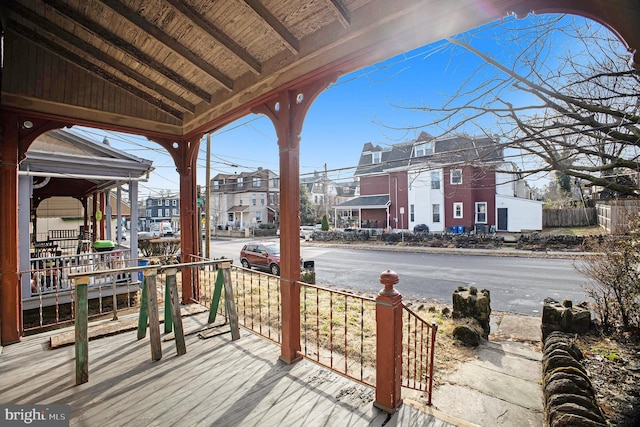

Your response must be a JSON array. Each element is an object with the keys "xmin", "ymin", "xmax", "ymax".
[
  {"xmin": 194, "ymin": 265, "xmax": 437, "ymax": 407},
  {"xmin": 21, "ymin": 250, "xmax": 142, "ymax": 331},
  {"xmin": 300, "ymin": 282, "xmax": 377, "ymax": 387},
  {"xmin": 402, "ymin": 304, "xmax": 438, "ymax": 404}
]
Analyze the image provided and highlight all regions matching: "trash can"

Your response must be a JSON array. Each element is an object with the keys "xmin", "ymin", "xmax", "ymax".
[
  {"xmin": 138, "ymin": 259, "xmax": 149, "ymax": 284},
  {"xmin": 93, "ymin": 240, "xmax": 115, "ymax": 252}
]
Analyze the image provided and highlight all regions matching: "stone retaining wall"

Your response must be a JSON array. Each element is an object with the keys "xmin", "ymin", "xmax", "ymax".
[{"xmin": 542, "ymin": 332, "xmax": 607, "ymax": 426}]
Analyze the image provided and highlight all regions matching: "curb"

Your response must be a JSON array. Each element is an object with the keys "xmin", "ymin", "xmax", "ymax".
[{"xmin": 303, "ymin": 241, "xmax": 591, "ymax": 259}]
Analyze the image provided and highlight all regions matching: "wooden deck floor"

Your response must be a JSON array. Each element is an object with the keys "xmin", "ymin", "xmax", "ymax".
[{"xmin": 0, "ymin": 313, "xmax": 455, "ymax": 427}]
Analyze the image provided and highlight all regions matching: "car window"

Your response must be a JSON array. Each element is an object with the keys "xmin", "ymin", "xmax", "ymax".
[{"xmin": 264, "ymin": 244, "xmax": 280, "ymax": 255}]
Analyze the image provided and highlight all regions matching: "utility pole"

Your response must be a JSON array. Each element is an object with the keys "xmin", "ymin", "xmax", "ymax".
[
  {"xmin": 323, "ymin": 163, "xmax": 329, "ymax": 218},
  {"xmin": 205, "ymin": 133, "xmax": 211, "ymax": 259}
]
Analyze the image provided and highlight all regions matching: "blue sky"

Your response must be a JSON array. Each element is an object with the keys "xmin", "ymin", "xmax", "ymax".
[{"xmin": 69, "ymin": 13, "xmax": 605, "ymax": 199}]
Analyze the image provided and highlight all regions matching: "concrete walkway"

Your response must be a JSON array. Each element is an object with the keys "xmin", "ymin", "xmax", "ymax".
[{"xmin": 430, "ymin": 315, "xmax": 544, "ymax": 426}]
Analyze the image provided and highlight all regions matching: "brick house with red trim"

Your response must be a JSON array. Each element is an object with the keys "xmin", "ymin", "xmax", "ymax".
[{"xmin": 336, "ymin": 132, "xmax": 542, "ymax": 232}]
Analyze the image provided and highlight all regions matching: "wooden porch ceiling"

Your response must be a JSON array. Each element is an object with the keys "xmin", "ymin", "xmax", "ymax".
[{"xmin": 2, "ymin": 0, "xmax": 639, "ymax": 142}]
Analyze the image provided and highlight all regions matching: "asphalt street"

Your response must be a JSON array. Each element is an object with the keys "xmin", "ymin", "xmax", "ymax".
[{"xmin": 211, "ymin": 238, "xmax": 589, "ymax": 315}]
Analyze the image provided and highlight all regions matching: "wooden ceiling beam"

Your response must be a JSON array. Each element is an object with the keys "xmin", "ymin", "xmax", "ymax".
[
  {"xmin": 163, "ymin": 0, "xmax": 261, "ymax": 75},
  {"xmin": 244, "ymin": 0, "xmax": 300, "ymax": 54},
  {"xmin": 327, "ymin": 0, "xmax": 350, "ymax": 28},
  {"xmin": 7, "ymin": 21, "xmax": 184, "ymax": 120},
  {"xmin": 6, "ymin": 2, "xmax": 195, "ymax": 114},
  {"xmin": 99, "ymin": 0, "xmax": 234, "ymax": 91},
  {"xmin": 41, "ymin": 0, "xmax": 211, "ymax": 103}
]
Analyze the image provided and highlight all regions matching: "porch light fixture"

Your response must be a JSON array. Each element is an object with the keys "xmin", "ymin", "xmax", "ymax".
[{"xmin": 22, "ymin": 120, "xmax": 33, "ymax": 129}]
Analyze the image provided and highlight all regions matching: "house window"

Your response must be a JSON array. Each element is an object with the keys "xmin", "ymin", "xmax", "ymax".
[
  {"xmin": 410, "ymin": 204, "xmax": 415, "ymax": 222},
  {"xmin": 214, "ymin": 196, "xmax": 219, "ymax": 206},
  {"xmin": 146, "ymin": 209, "xmax": 151, "ymax": 217},
  {"xmin": 273, "ymin": 178, "xmax": 279, "ymax": 188},
  {"xmin": 432, "ymin": 204, "xmax": 440, "ymax": 223},
  {"xmin": 372, "ymin": 151, "xmax": 381, "ymax": 164},
  {"xmin": 253, "ymin": 177, "xmax": 261, "ymax": 187},
  {"xmin": 172, "ymin": 208, "xmax": 178, "ymax": 215},
  {"xmin": 269, "ymin": 194, "xmax": 274, "ymax": 205},
  {"xmin": 147, "ymin": 199, "xmax": 152, "ymax": 207},
  {"xmin": 237, "ymin": 177, "xmax": 244, "ymax": 187},
  {"xmin": 414, "ymin": 142, "xmax": 433, "ymax": 157},
  {"xmin": 251, "ymin": 194, "xmax": 257, "ymax": 206},
  {"xmin": 453, "ymin": 202, "xmax": 463, "ymax": 219},
  {"xmin": 475, "ymin": 202, "xmax": 487, "ymax": 224},
  {"xmin": 228, "ymin": 213, "xmax": 234, "ymax": 222},
  {"xmin": 314, "ymin": 195, "xmax": 318, "ymax": 204},
  {"xmin": 431, "ymin": 171, "xmax": 440, "ymax": 189},
  {"xmin": 165, "ymin": 208, "xmax": 171, "ymax": 217},
  {"xmin": 213, "ymin": 180, "xmax": 220, "ymax": 190},
  {"xmin": 172, "ymin": 200, "xmax": 177, "ymax": 206},
  {"xmin": 239, "ymin": 198, "xmax": 243, "ymax": 206},
  {"xmin": 157, "ymin": 200, "xmax": 162, "ymax": 206},
  {"xmin": 255, "ymin": 212, "xmax": 262, "ymax": 222},
  {"xmin": 165, "ymin": 199, "xmax": 170, "ymax": 206},
  {"xmin": 450, "ymin": 169, "xmax": 462, "ymax": 185},
  {"xmin": 260, "ymin": 194, "xmax": 265, "ymax": 206}
]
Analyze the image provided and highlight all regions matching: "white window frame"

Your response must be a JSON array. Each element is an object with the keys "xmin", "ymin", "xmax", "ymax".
[
  {"xmin": 372, "ymin": 152, "xmax": 381, "ymax": 164},
  {"xmin": 172, "ymin": 200, "xmax": 177, "ymax": 206},
  {"xmin": 453, "ymin": 202, "xmax": 463, "ymax": 219},
  {"xmin": 414, "ymin": 142, "xmax": 433, "ymax": 157},
  {"xmin": 432, "ymin": 204, "xmax": 440, "ymax": 223},
  {"xmin": 431, "ymin": 171, "xmax": 440, "ymax": 189},
  {"xmin": 475, "ymin": 202, "xmax": 487, "ymax": 224},
  {"xmin": 253, "ymin": 177, "xmax": 261, "ymax": 187},
  {"xmin": 213, "ymin": 180, "xmax": 220, "ymax": 190},
  {"xmin": 450, "ymin": 169, "xmax": 462, "ymax": 185}
]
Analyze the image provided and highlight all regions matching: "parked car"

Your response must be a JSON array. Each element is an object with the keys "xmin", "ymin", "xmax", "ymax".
[
  {"xmin": 276, "ymin": 226, "xmax": 315, "ymax": 238},
  {"xmin": 240, "ymin": 242, "xmax": 283, "ymax": 276},
  {"xmin": 240, "ymin": 242, "xmax": 309, "ymax": 276},
  {"xmin": 300, "ymin": 226, "xmax": 315, "ymax": 239},
  {"xmin": 413, "ymin": 224, "xmax": 429, "ymax": 233}
]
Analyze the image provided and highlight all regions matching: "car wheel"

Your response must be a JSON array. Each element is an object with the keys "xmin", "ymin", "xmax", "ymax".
[
  {"xmin": 241, "ymin": 259, "xmax": 250, "ymax": 269},
  {"xmin": 270, "ymin": 263, "xmax": 280, "ymax": 276}
]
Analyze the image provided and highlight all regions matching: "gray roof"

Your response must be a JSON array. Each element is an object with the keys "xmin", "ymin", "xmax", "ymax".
[
  {"xmin": 336, "ymin": 195, "xmax": 390, "ymax": 209},
  {"xmin": 355, "ymin": 132, "xmax": 503, "ymax": 176}
]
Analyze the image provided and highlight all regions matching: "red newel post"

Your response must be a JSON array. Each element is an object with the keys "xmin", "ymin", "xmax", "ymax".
[{"xmin": 374, "ymin": 269, "xmax": 403, "ymax": 413}]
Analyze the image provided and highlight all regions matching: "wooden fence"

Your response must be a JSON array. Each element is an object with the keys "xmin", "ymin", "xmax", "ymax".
[
  {"xmin": 543, "ymin": 208, "xmax": 597, "ymax": 228},
  {"xmin": 596, "ymin": 200, "xmax": 640, "ymax": 234}
]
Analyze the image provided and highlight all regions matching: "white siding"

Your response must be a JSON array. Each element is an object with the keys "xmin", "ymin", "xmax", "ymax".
[
  {"xmin": 495, "ymin": 194, "xmax": 543, "ymax": 232},
  {"xmin": 407, "ymin": 168, "xmax": 445, "ymax": 232}
]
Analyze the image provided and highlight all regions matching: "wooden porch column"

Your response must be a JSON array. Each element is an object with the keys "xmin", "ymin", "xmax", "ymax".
[
  {"xmin": 178, "ymin": 162, "xmax": 197, "ymax": 302},
  {"xmin": 374, "ymin": 270, "xmax": 403, "ymax": 413},
  {"xmin": 151, "ymin": 135, "xmax": 205, "ymax": 304},
  {"xmin": 0, "ymin": 112, "xmax": 64, "ymax": 344},
  {"xmin": 253, "ymin": 76, "xmax": 335, "ymax": 364},
  {"xmin": 0, "ymin": 114, "xmax": 21, "ymax": 344}
]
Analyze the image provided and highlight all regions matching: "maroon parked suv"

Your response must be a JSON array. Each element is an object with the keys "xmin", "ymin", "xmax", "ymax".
[{"xmin": 240, "ymin": 242, "xmax": 282, "ymax": 276}]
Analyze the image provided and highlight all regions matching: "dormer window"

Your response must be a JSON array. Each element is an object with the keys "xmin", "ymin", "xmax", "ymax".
[
  {"xmin": 372, "ymin": 152, "xmax": 381, "ymax": 164},
  {"xmin": 414, "ymin": 142, "xmax": 433, "ymax": 157}
]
